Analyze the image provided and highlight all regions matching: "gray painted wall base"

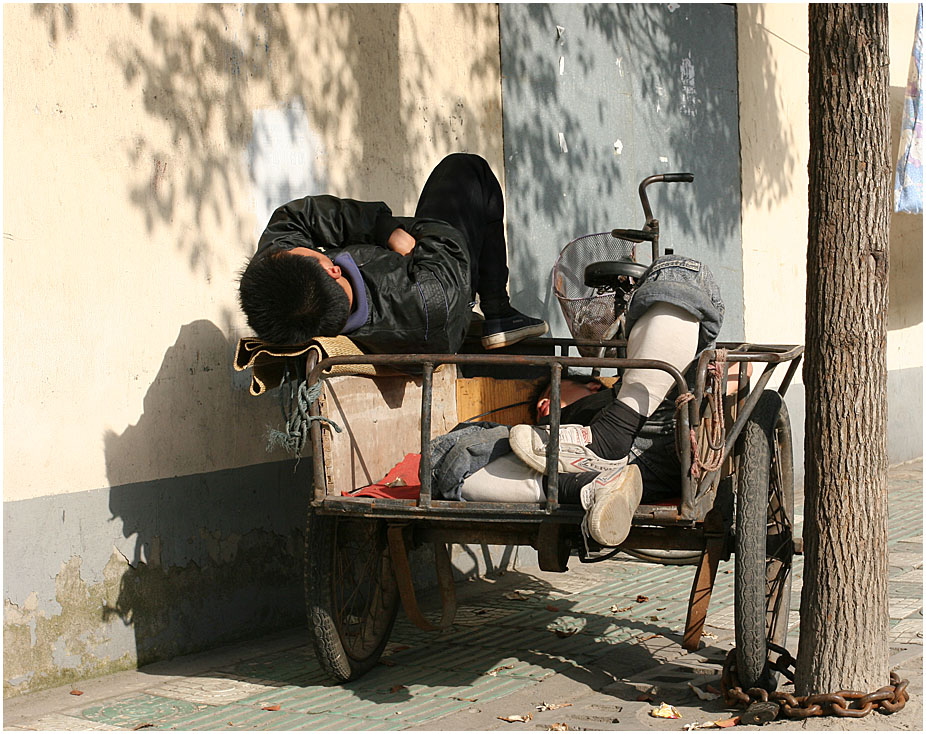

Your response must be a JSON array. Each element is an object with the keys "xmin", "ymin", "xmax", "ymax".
[{"xmin": 3, "ymin": 460, "xmax": 539, "ymax": 698}]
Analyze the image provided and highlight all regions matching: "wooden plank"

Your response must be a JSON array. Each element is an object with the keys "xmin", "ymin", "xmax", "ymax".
[
  {"xmin": 456, "ymin": 377, "xmax": 539, "ymax": 426},
  {"xmin": 318, "ymin": 367, "xmax": 458, "ymax": 495}
]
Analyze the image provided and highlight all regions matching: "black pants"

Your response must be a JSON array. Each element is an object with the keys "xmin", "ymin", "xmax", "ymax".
[{"xmin": 415, "ymin": 153, "xmax": 510, "ymax": 305}]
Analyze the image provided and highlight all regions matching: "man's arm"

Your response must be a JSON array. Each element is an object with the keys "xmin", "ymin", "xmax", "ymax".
[{"xmin": 256, "ymin": 195, "xmax": 404, "ymax": 254}]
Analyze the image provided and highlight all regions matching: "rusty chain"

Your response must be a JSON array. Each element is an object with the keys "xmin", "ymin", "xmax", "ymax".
[{"xmin": 720, "ymin": 644, "xmax": 910, "ymax": 719}]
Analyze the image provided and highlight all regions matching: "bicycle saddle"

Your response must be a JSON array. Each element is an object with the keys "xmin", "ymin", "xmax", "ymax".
[{"xmin": 584, "ymin": 259, "xmax": 648, "ymax": 288}]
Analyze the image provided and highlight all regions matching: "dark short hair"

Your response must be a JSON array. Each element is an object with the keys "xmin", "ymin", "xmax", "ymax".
[
  {"xmin": 529, "ymin": 373, "xmax": 606, "ymax": 423},
  {"xmin": 238, "ymin": 249, "xmax": 350, "ymax": 344}
]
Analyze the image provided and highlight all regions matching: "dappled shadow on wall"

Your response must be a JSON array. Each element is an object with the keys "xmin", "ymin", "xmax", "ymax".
[
  {"xmin": 498, "ymin": 3, "xmax": 766, "ymax": 337},
  {"xmin": 83, "ymin": 3, "xmax": 506, "ymax": 282},
  {"xmin": 102, "ymin": 320, "xmax": 309, "ymax": 665}
]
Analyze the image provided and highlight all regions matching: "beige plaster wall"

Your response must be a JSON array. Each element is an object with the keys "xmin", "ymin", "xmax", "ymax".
[
  {"xmin": 738, "ymin": 3, "xmax": 923, "ymax": 461},
  {"xmin": 3, "ymin": 3, "xmax": 504, "ymax": 502}
]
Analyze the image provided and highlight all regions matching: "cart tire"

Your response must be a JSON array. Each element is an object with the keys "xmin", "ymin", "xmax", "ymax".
[
  {"xmin": 734, "ymin": 390, "xmax": 794, "ymax": 691},
  {"xmin": 305, "ymin": 510, "xmax": 400, "ymax": 681}
]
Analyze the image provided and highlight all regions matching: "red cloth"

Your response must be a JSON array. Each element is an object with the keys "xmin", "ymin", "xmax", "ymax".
[{"xmin": 344, "ymin": 453, "xmax": 422, "ymax": 499}]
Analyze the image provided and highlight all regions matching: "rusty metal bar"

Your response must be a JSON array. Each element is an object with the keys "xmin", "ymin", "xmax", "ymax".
[
  {"xmin": 387, "ymin": 524, "xmax": 456, "ymax": 631},
  {"xmin": 738, "ymin": 361, "xmax": 748, "ymax": 421},
  {"xmin": 418, "ymin": 362, "xmax": 434, "ymax": 508},
  {"xmin": 683, "ymin": 509, "xmax": 725, "ymax": 651},
  {"xmin": 306, "ymin": 350, "xmax": 328, "ymax": 503},
  {"xmin": 777, "ymin": 352, "xmax": 803, "ymax": 398},
  {"xmin": 694, "ymin": 361, "xmax": 781, "ymax": 499},
  {"xmin": 545, "ymin": 362, "xmax": 563, "ymax": 510},
  {"xmin": 306, "ymin": 352, "xmax": 690, "ymax": 389}
]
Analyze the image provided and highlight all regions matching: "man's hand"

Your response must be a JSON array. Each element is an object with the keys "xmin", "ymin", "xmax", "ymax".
[{"xmin": 387, "ymin": 228, "xmax": 417, "ymax": 256}]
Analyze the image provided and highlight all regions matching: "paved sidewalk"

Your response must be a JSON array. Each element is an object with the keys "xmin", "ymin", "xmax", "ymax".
[{"xmin": 5, "ymin": 461, "xmax": 922, "ymax": 731}]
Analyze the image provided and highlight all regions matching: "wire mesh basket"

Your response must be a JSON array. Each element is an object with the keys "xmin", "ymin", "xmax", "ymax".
[{"xmin": 553, "ymin": 232, "xmax": 638, "ymax": 357}]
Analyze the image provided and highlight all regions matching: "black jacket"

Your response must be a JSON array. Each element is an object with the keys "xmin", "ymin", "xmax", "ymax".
[{"xmin": 257, "ymin": 195, "xmax": 472, "ymax": 354}]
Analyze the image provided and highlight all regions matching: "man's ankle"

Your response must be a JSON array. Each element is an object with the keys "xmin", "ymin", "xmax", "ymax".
[{"xmin": 479, "ymin": 298, "xmax": 517, "ymax": 319}]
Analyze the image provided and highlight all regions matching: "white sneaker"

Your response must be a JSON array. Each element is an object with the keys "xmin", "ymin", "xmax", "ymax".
[
  {"xmin": 509, "ymin": 424, "xmax": 626, "ymax": 474},
  {"xmin": 580, "ymin": 462, "xmax": 643, "ymax": 547}
]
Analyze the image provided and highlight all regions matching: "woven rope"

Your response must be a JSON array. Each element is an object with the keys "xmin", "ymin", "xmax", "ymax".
[
  {"xmin": 266, "ymin": 368, "xmax": 342, "ymax": 457},
  {"xmin": 675, "ymin": 349, "xmax": 728, "ymax": 479}
]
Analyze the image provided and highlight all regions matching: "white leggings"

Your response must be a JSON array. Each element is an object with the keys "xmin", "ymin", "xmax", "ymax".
[{"xmin": 616, "ymin": 301, "xmax": 700, "ymax": 417}]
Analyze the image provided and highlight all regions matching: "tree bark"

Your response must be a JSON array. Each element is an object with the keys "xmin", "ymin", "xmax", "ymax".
[{"xmin": 797, "ymin": 4, "xmax": 891, "ymax": 695}]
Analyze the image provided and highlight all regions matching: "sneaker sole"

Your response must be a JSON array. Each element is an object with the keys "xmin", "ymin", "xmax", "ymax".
[
  {"xmin": 586, "ymin": 465, "xmax": 643, "ymax": 546},
  {"xmin": 481, "ymin": 322, "xmax": 549, "ymax": 349},
  {"xmin": 509, "ymin": 425, "xmax": 623, "ymax": 475}
]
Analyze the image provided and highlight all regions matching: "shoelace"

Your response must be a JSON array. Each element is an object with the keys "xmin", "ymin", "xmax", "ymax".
[{"xmin": 579, "ymin": 482, "xmax": 598, "ymax": 557}]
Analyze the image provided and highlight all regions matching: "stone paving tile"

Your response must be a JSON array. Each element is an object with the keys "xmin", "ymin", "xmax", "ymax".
[
  {"xmin": 152, "ymin": 702, "xmax": 404, "ymax": 731},
  {"xmin": 79, "ymin": 693, "xmax": 209, "ymax": 729},
  {"xmin": 148, "ymin": 673, "xmax": 283, "ymax": 705},
  {"xmin": 6, "ymin": 714, "xmax": 123, "ymax": 731}
]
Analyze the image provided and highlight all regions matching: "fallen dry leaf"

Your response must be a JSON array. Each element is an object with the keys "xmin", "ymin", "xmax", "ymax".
[
  {"xmin": 379, "ymin": 657, "xmax": 396, "ymax": 667},
  {"xmin": 546, "ymin": 604, "xmax": 560, "ymax": 612},
  {"xmin": 650, "ymin": 702, "xmax": 681, "ymax": 719},
  {"xmin": 69, "ymin": 689, "xmax": 83, "ymax": 696},
  {"xmin": 550, "ymin": 724, "xmax": 569, "ymax": 731},
  {"xmin": 536, "ymin": 702, "xmax": 573, "ymax": 712},
  {"xmin": 498, "ymin": 713, "xmax": 533, "ymax": 723},
  {"xmin": 554, "ymin": 628, "xmax": 579, "ymax": 638},
  {"xmin": 610, "ymin": 604, "xmax": 632, "ymax": 612},
  {"xmin": 131, "ymin": 725, "xmax": 153, "ymax": 731},
  {"xmin": 714, "ymin": 716, "xmax": 741, "ymax": 728},
  {"xmin": 390, "ymin": 684, "xmax": 407, "ymax": 694},
  {"xmin": 656, "ymin": 606, "xmax": 667, "ymax": 611},
  {"xmin": 487, "ymin": 664, "xmax": 515, "ymax": 676},
  {"xmin": 261, "ymin": 704, "xmax": 281, "ymax": 711},
  {"xmin": 452, "ymin": 696, "xmax": 478, "ymax": 702},
  {"xmin": 701, "ymin": 631, "xmax": 718, "ymax": 640},
  {"xmin": 636, "ymin": 595, "xmax": 649, "ymax": 603},
  {"xmin": 687, "ymin": 681, "xmax": 718, "ymax": 701}
]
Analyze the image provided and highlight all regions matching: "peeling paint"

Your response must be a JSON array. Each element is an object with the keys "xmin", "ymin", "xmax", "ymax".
[
  {"xmin": 680, "ymin": 53, "xmax": 700, "ymax": 117},
  {"xmin": 4, "ymin": 527, "xmax": 304, "ymax": 699}
]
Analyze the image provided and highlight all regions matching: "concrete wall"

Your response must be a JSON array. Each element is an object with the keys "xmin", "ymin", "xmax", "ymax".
[
  {"xmin": 3, "ymin": 3, "xmax": 506, "ymax": 697},
  {"xmin": 737, "ymin": 3, "xmax": 923, "ymax": 478}
]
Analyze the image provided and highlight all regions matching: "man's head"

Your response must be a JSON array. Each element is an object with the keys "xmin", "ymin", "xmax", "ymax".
[
  {"xmin": 238, "ymin": 247, "xmax": 353, "ymax": 344},
  {"xmin": 531, "ymin": 374, "xmax": 606, "ymax": 422}
]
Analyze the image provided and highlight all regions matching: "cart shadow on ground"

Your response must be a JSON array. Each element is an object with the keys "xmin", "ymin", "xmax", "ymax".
[{"xmin": 186, "ymin": 561, "xmax": 742, "ymax": 723}]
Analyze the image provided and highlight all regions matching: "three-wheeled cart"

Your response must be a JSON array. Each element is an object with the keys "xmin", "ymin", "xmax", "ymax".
[{"xmin": 293, "ymin": 174, "xmax": 804, "ymax": 694}]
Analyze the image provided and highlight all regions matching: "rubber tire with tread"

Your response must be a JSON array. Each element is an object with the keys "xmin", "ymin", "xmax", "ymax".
[
  {"xmin": 734, "ymin": 390, "xmax": 794, "ymax": 691},
  {"xmin": 305, "ymin": 510, "xmax": 400, "ymax": 681}
]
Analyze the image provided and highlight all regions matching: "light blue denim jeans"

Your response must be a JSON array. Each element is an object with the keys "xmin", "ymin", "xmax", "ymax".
[
  {"xmin": 625, "ymin": 255, "xmax": 725, "ymax": 353},
  {"xmin": 624, "ymin": 255, "xmax": 726, "ymax": 500}
]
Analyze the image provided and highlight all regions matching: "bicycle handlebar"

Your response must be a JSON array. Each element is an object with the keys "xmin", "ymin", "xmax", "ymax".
[
  {"xmin": 638, "ymin": 172, "xmax": 695, "ymax": 223},
  {"xmin": 661, "ymin": 173, "xmax": 694, "ymax": 184}
]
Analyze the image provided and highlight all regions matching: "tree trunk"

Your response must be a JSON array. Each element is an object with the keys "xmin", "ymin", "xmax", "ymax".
[{"xmin": 797, "ymin": 4, "xmax": 891, "ymax": 695}]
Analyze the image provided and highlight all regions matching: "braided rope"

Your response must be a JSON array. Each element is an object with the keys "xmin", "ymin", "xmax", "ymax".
[
  {"xmin": 266, "ymin": 368, "xmax": 342, "ymax": 457},
  {"xmin": 675, "ymin": 349, "xmax": 728, "ymax": 479}
]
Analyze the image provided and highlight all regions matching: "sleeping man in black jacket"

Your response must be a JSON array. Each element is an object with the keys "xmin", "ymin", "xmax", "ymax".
[{"xmin": 238, "ymin": 153, "xmax": 547, "ymax": 353}]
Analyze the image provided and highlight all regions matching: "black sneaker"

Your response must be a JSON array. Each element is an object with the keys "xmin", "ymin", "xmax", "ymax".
[{"xmin": 481, "ymin": 312, "xmax": 548, "ymax": 349}]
